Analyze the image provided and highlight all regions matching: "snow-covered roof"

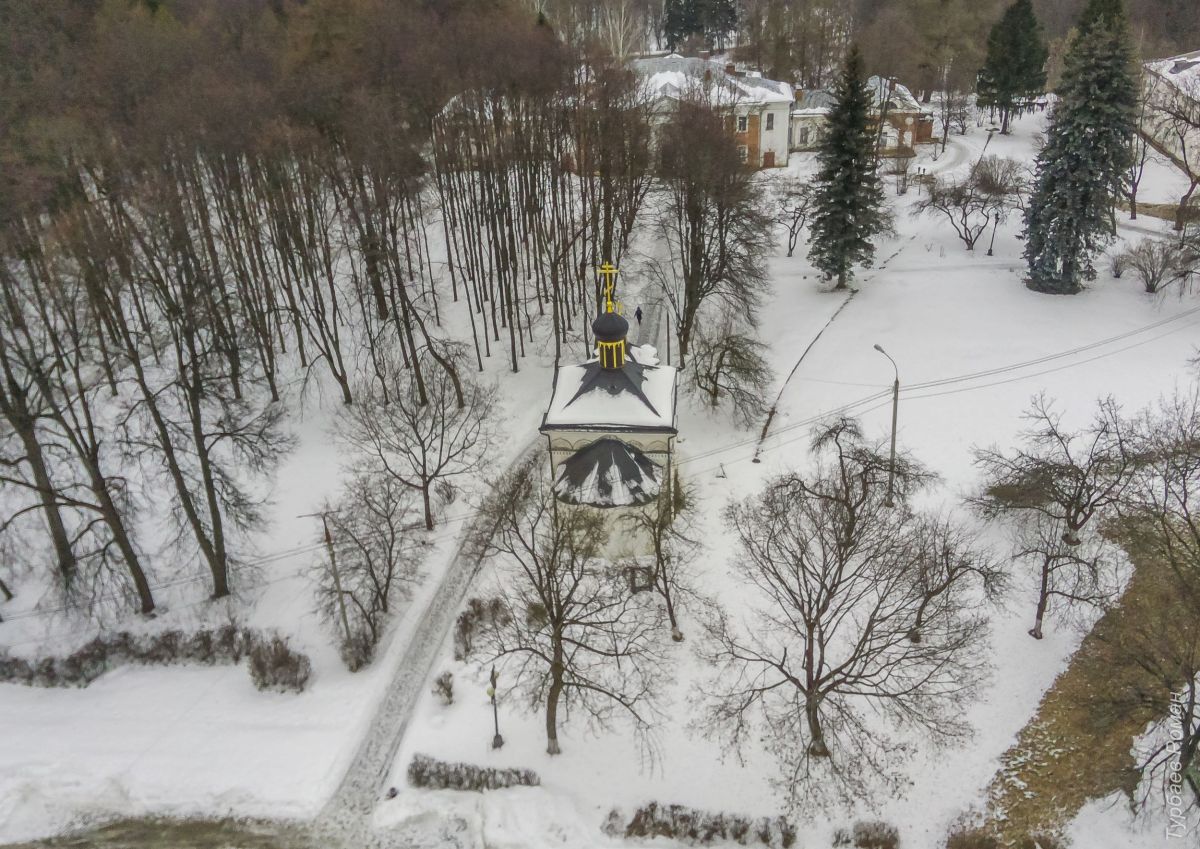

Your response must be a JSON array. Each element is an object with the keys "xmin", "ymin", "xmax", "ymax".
[
  {"xmin": 552, "ymin": 438, "xmax": 661, "ymax": 508},
  {"xmin": 1145, "ymin": 50, "xmax": 1200, "ymax": 97},
  {"xmin": 541, "ymin": 359, "xmax": 678, "ymax": 433},
  {"xmin": 868, "ymin": 76, "xmax": 925, "ymax": 114},
  {"xmin": 792, "ymin": 77, "xmax": 929, "ymax": 117},
  {"xmin": 630, "ymin": 54, "xmax": 793, "ymax": 107}
]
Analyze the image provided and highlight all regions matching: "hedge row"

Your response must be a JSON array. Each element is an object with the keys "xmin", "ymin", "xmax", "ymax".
[
  {"xmin": 407, "ymin": 753, "xmax": 540, "ymax": 791},
  {"xmin": 0, "ymin": 625, "xmax": 310, "ymax": 693},
  {"xmin": 604, "ymin": 801, "xmax": 797, "ymax": 848}
]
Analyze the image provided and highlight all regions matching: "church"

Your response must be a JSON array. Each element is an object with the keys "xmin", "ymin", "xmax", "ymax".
[{"xmin": 538, "ymin": 267, "xmax": 679, "ymax": 557}]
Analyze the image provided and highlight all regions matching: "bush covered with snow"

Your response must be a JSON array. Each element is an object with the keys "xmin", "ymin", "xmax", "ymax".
[
  {"xmin": 406, "ymin": 753, "xmax": 539, "ymax": 791},
  {"xmin": 833, "ymin": 820, "xmax": 900, "ymax": 849},
  {"xmin": 0, "ymin": 625, "xmax": 311, "ymax": 693},
  {"xmin": 432, "ymin": 671, "xmax": 454, "ymax": 705},
  {"xmin": 452, "ymin": 596, "xmax": 510, "ymax": 660},
  {"xmin": 246, "ymin": 633, "xmax": 312, "ymax": 693},
  {"xmin": 604, "ymin": 802, "xmax": 796, "ymax": 848}
]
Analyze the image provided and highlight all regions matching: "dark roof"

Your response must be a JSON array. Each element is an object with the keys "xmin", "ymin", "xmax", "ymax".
[
  {"xmin": 592, "ymin": 311, "xmax": 629, "ymax": 342},
  {"xmin": 553, "ymin": 438, "xmax": 661, "ymax": 508},
  {"xmin": 562, "ymin": 360, "xmax": 659, "ymax": 418}
]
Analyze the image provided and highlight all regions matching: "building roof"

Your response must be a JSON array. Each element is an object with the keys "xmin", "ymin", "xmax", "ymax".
[
  {"xmin": 630, "ymin": 54, "xmax": 793, "ymax": 107},
  {"xmin": 1145, "ymin": 50, "xmax": 1200, "ymax": 97},
  {"xmin": 792, "ymin": 76, "xmax": 928, "ymax": 117},
  {"xmin": 541, "ymin": 357, "xmax": 678, "ymax": 433},
  {"xmin": 552, "ymin": 438, "xmax": 661, "ymax": 508}
]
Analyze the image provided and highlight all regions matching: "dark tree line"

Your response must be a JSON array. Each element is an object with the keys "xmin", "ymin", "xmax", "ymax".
[{"xmin": 0, "ymin": 0, "xmax": 664, "ymax": 616}]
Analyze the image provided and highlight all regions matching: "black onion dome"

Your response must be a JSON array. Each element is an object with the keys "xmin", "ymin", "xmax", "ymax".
[{"xmin": 592, "ymin": 310, "xmax": 629, "ymax": 342}]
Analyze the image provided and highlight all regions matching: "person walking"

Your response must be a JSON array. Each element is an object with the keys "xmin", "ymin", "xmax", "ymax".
[{"xmin": 635, "ymin": 305, "xmax": 643, "ymax": 325}]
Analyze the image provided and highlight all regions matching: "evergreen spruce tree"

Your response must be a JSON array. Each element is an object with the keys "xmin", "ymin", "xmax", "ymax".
[
  {"xmin": 663, "ymin": 0, "xmax": 735, "ymax": 51},
  {"xmin": 1022, "ymin": 0, "xmax": 1137, "ymax": 294},
  {"xmin": 808, "ymin": 46, "xmax": 888, "ymax": 291},
  {"xmin": 976, "ymin": 0, "xmax": 1048, "ymax": 134},
  {"xmin": 663, "ymin": 0, "xmax": 700, "ymax": 50}
]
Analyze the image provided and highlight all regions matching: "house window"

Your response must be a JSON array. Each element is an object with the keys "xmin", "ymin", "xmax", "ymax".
[
  {"xmin": 737, "ymin": 115, "xmax": 748, "ymax": 133},
  {"xmin": 737, "ymin": 145, "xmax": 749, "ymax": 163},
  {"xmin": 765, "ymin": 112, "xmax": 774, "ymax": 131},
  {"xmin": 799, "ymin": 127, "xmax": 810, "ymax": 144}
]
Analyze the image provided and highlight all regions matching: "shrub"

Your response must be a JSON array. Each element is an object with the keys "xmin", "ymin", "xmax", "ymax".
[
  {"xmin": 1118, "ymin": 238, "xmax": 1187, "ymax": 293},
  {"xmin": 1017, "ymin": 835, "xmax": 1063, "ymax": 849},
  {"xmin": 340, "ymin": 630, "xmax": 375, "ymax": 673},
  {"xmin": 453, "ymin": 597, "xmax": 509, "ymax": 660},
  {"xmin": 609, "ymin": 802, "xmax": 795, "ymax": 848},
  {"xmin": 433, "ymin": 671, "xmax": 454, "ymax": 705},
  {"xmin": 0, "ymin": 626, "xmax": 309, "ymax": 693},
  {"xmin": 944, "ymin": 826, "xmax": 1000, "ymax": 849},
  {"xmin": 406, "ymin": 754, "xmax": 539, "ymax": 791},
  {"xmin": 853, "ymin": 820, "xmax": 900, "ymax": 849},
  {"xmin": 247, "ymin": 633, "xmax": 312, "ymax": 693}
]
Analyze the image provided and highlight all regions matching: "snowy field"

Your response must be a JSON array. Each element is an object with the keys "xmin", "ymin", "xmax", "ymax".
[{"xmin": 2, "ymin": 109, "xmax": 1198, "ymax": 848}]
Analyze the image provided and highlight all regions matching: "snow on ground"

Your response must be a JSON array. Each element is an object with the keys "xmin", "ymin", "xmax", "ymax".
[
  {"xmin": 0, "ymin": 329, "xmax": 555, "ymax": 842},
  {"xmin": 2, "ymin": 107, "xmax": 1199, "ymax": 847},
  {"xmin": 377, "ymin": 112, "xmax": 1200, "ymax": 849}
]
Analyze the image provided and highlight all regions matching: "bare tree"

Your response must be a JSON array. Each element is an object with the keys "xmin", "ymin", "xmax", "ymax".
[
  {"xmin": 622, "ymin": 472, "xmax": 700, "ymax": 642},
  {"xmin": 909, "ymin": 514, "xmax": 1007, "ymax": 643},
  {"xmin": 340, "ymin": 354, "xmax": 495, "ymax": 530},
  {"xmin": 1117, "ymin": 237, "xmax": 1193, "ymax": 294},
  {"xmin": 1012, "ymin": 514, "xmax": 1119, "ymax": 639},
  {"xmin": 1099, "ymin": 389, "xmax": 1200, "ymax": 810},
  {"xmin": 972, "ymin": 395, "xmax": 1135, "ymax": 547},
  {"xmin": 314, "ymin": 471, "xmax": 427, "ymax": 669},
  {"xmin": 652, "ymin": 95, "xmax": 772, "ymax": 367},
  {"xmin": 706, "ymin": 419, "xmax": 989, "ymax": 806},
  {"xmin": 688, "ymin": 313, "xmax": 772, "ymax": 426},
  {"xmin": 914, "ymin": 156, "xmax": 1025, "ymax": 251},
  {"xmin": 769, "ymin": 177, "xmax": 815, "ymax": 258},
  {"xmin": 476, "ymin": 458, "xmax": 665, "ymax": 756}
]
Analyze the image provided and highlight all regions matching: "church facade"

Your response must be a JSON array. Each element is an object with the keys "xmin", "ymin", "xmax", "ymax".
[{"xmin": 539, "ymin": 271, "xmax": 679, "ymax": 558}]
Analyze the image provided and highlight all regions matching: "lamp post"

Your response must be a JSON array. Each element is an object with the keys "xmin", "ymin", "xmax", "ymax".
[
  {"xmin": 488, "ymin": 666, "xmax": 504, "ymax": 749},
  {"xmin": 873, "ymin": 344, "xmax": 899, "ymax": 508}
]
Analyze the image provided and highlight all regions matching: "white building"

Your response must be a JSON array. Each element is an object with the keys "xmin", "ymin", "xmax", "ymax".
[
  {"xmin": 1143, "ymin": 51, "xmax": 1200, "ymax": 182},
  {"xmin": 630, "ymin": 54, "xmax": 793, "ymax": 169}
]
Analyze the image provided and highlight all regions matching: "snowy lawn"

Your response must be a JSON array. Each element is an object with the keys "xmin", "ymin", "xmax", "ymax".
[
  {"xmin": 378, "ymin": 112, "xmax": 1200, "ymax": 849},
  {"xmin": 2, "ymin": 108, "xmax": 1198, "ymax": 848}
]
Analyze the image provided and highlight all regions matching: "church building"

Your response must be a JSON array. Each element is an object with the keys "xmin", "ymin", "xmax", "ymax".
[{"xmin": 539, "ymin": 267, "xmax": 679, "ymax": 557}]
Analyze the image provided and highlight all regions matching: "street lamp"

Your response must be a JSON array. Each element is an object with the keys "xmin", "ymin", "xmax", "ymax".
[
  {"xmin": 873, "ymin": 344, "xmax": 899, "ymax": 508},
  {"xmin": 488, "ymin": 666, "xmax": 504, "ymax": 749}
]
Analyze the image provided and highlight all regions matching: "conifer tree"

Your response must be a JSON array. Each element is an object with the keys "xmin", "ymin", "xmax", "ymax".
[
  {"xmin": 663, "ymin": 0, "xmax": 736, "ymax": 51},
  {"xmin": 807, "ymin": 46, "xmax": 888, "ymax": 291},
  {"xmin": 1023, "ymin": 0, "xmax": 1137, "ymax": 294},
  {"xmin": 976, "ymin": 0, "xmax": 1048, "ymax": 134}
]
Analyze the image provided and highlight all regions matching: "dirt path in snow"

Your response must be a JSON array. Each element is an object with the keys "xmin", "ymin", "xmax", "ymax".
[{"xmin": 981, "ymin": 531, "xmax": 1189, "ymax": 844}]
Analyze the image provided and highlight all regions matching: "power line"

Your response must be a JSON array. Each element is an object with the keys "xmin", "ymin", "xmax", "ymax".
[{"xmin": 4, "ymin": 305, "xmax": 1194, "ymax": 632}]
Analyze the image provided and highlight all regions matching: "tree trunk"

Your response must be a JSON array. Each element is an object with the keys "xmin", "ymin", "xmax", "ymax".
[
  {"xmin": 1030, "ymin": 555, "xmax": 1050, "ymax": 639},
  {"xmin": 546, "ymin": 641, "xmax": 565, "ymax": 755},
  {"xmin": 421, "ymin": 482, "xmax": 434, "ymax": 531},
  {"xmin": 8, "ymin": 406, "xmax": 76, "ymax": 584},
  {"xmin": 805, "ymin": 696, "xmax": 830, "ymax": 756}
]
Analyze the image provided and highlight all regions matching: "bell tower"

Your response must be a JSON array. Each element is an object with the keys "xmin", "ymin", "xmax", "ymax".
[{"xmin": 593, "ymin": 262, "xmax": 628, "ymax": 370}]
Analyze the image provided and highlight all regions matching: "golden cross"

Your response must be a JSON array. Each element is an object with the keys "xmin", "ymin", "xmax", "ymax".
[{"xmin": 598, "ymin": 262, "xmax": 618, "ymax": 312}]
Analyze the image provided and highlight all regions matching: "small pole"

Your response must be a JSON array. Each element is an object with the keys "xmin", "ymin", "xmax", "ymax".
[
  {"xmin": 489, "ymin": 665, "xmax": 504, "ymax": 749},
  {"xmin": 322, "ymin": 513, "xmax": 353, "ymax": 646},
  {"xmin": 874, "ymin": 344, "xmax": 900, "ymax": 508}
]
